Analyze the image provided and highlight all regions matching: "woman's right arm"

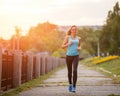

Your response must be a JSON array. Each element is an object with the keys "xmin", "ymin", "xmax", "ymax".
[{"xmin": 61, "ymin": 35, "xmax": 69, "ymax": 49}]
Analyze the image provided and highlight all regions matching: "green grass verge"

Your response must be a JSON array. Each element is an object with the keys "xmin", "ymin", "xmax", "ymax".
[
  {"xmin": 95, "ymin": 59, "xmax": 120, "ymax": 75},
  {"xmin": 108, "ymin": 94, "xmax": 120, "ymax": 96},
  {"xmin": 94, "ymin": 58, "xmax": 120, "ymax": 84},
  {"xmin": 81, "ymin": 58, "xmax": 120, "ymax": 84},
  {"xmin": 0, "ymin": 65, "xmax": 66, "ymax": 96}
]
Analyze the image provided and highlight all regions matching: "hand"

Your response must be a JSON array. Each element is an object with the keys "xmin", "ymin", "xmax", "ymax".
[
  {"xmin": 68, "ymin": 41, "xmax": 73, "ymax": 46},
  {"xmin": 77, "ymin": 47, "xmax": 81, "ymax": 51}
]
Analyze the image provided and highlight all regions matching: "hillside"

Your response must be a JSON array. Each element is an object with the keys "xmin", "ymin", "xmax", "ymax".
[{"xmin": 58, "ymin": 25, "xmax": 102, "ymax": 32}]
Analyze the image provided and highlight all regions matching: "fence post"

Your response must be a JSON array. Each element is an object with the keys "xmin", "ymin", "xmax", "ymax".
[
  {"xmin": 35, "ymin": 54, "xmax": 40, "ymax": 78},
  {"xmin": 56, "ymin": 57, "xmax": 59, "ymax": 68},
  {"xmin": 52, "ymin": 57, "xmax": 55, "ymax": 70},
  {"xmin": 0, "ymin": 48, "xmax": 2, "ymax": 91},
  {"xmin": 48, "ymin": 56, "xmax": 51, "ymax": 72},
  {"xmin": 55, "ymin": 57, "xmax": 58, "ymax": 69},
  {"xmin": 46, "ymin": 55, "xmax": 51, "ymax": 73},
  {"xmin": 46, "ymin": 56, "xmax": 50, "ymax": 74},
  {"xmin": 52, "ymin": 57, "xmax": 56, "ymax": 69},
  {"xmin": 27, "ymin": 52, "xmax": 33, "ymax": 81},
  {"xmin": 13, "ymin": 51, "xmax": 22, "ymax": 87},
  {"xmin": 40, "ymin": 55, "xmax": 45, "ymax": 75},
  {"xmin": 49, "ymin": 56, "xmax": 52, "ymax": 72},
  {"xmin": 50, "ymin": 56, "xmax": 53, "ymax": 71},
  {"xmin": 45, "ymin": 56, "xmax": 47, "ymax": 74}
]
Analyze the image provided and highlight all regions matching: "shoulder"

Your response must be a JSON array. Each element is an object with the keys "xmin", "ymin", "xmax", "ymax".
[{"xmin": 65, "ymin": 35, "xmax": 70, "ymax": 39}]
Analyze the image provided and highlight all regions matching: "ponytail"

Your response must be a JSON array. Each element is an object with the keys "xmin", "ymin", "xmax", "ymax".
[
  {"xmin": 67, "ymin": 25, "xmax": 77, "ymax": 36},
  {"xmin": 67, "ymin": 30, "xmax": 71, "ymax": 35}
]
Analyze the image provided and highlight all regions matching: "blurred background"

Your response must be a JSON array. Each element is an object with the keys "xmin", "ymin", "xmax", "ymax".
[{"xmin": 0, "ymin": 0, "xmax": 120, "ymax": 58}]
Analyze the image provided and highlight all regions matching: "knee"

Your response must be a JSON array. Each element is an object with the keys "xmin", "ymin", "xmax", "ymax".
[
  {"xmin": 73, "ymin": 69, "xmax": 77, "ymax": 74},
  {"xmin": 68, "ymin": 71, "xmax": 72, "ymax": 76}
]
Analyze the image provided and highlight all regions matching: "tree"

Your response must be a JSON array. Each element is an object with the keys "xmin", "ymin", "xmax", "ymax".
[
  {"xmin": 100, "ymin": 2, "xmax": 120, "ymax": 55},
  {"xmin": 77, "ymin": 27, "xmax": 101, "ymax": 56},
  {"xmin": 26, "ymin": 22, "xmax": 65, "ymax": 53}
]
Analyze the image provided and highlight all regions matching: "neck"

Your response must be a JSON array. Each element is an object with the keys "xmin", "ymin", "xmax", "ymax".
[{"xmin": 71, "ymin": 34, "xmax": 76, "ymax": 38}]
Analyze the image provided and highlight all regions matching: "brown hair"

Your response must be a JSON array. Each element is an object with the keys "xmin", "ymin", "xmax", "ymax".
[{"xmin": 67, "ymin": 25, "xmax": 77, "ymax": 35}]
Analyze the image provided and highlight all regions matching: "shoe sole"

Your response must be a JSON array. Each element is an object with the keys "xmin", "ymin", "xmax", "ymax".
[{"xmin": 72, "ymin": 91, "xmax": 76, "ymax": 93}]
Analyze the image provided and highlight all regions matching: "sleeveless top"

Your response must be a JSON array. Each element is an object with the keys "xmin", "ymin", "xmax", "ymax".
[{"xmin": 66, "ymin": 36, "xmax": 79, "ymax": 56}]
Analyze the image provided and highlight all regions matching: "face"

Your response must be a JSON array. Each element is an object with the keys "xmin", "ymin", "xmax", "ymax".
[{"xmin": 71, "ymin": 26, "xmax": 77, "ymax": 35}]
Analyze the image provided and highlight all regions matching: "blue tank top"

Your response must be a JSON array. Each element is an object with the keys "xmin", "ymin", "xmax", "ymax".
[{"xmin": 66, "ymin": 36, "xmax": 79, "ymax": 56}]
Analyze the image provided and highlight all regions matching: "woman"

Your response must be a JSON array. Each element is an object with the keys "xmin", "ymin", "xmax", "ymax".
[{"xmin": 61, "ymin": 25, "xmax": 81, "ymax": 93}]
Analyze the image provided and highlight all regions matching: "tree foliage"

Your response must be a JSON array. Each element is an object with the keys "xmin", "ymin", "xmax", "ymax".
[
  {"xmin": 100, "ymin": 2, "xmax": 120, "ymax": 55},
  {"xmin": 20, "ymin": 22, "xmax": 65, "ymax": 53},
  {"xmin": 77, "ymin": 27, "xmax": 101, "ymax": 56}
]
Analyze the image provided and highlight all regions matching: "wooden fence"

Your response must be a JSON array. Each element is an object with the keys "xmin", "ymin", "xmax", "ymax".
[{"xmin": 0, "ymin": 49, "xmax": 65, "ymax": 92}]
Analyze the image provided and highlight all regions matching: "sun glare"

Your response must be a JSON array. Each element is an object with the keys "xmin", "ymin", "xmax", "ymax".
[
  {"xmin": 0, "ymin": 0, "xmax": 48, "ymax": 39},
  {"xmin": 0, "ymin": 0, "xmax": 118, "ymax": 39}
]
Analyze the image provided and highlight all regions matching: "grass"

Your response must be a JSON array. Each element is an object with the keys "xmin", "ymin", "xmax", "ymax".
[
  {"xmin": 108, "ymin": 94, "xmax": 120, "ymax": 96},
  {"xmin": 94, "ymin": 58, "xmax": 120, "ymax": 84},
  {"xmin": 81, "ymin": 58, "xmax": 120, "ymax": 84},
  {"xmin": 95, "ymin": 59, "xmax": 120, "ymax": 75},
  {"xmin": 0, "ymin": 65, "xmax": 66, "ymax": 96}
]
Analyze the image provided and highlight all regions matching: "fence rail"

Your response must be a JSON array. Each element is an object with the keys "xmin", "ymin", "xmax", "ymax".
[{"xmin": 0, "ymin": 49, "xmax": 65, "ymax": 92}]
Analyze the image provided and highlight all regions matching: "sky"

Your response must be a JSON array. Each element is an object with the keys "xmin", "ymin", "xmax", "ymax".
[{"xmin": 0, "ymin": 0, "xmax": 120, "ymax": 39}]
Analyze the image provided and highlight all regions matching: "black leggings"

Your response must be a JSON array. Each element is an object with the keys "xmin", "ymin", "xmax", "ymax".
[{"xmin": 66, "ymin": 55, "xmax": 79, "ymax": 87}]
